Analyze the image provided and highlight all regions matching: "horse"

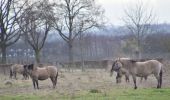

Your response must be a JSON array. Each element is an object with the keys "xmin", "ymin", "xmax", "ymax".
[
  {"xmin": 111, "ymin": 58, "xmax": 163, "ymax": 83},
  {"xmin": 24, "ymin": 64, "xmax": 58, "ymax": 89},
  {"xmin": 10, "ymin": 64, "xmax": 29, "ymax": 80},
  {"xmin": 111, "ymin": 58, "xmax": 163, "ymax": 89}
]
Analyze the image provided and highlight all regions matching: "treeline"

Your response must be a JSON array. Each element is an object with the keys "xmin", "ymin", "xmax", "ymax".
[{"xmin": 4, "ymin": 32, "xmax": 170, "ymax": 64}]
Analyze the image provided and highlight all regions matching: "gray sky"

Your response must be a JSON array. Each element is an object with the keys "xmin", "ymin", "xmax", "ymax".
[{"xmin": 97, "ymin": 0, "xmax": 170, "ymax": 26}]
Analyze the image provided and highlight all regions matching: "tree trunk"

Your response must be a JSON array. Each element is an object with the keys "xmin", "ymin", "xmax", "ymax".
[
  {"xmin": 1, "ymin": 46, "xmax": 7, "ymax": 64},
  {"xmin": 137, "ymin": 39, "xmax": 141, "ymax": 59},
  {"xmin": 79, "ymin": 34, "xmax": 85, "ymax": 72},
  {"xmin": 135, "ymin": 30, "xmax": 141, "ymax": 59},
  {"xmin": 68, "ymin": 43, "xmax": 73, "ymax": 71},
  {"xmin": 35, "ymin": 50, "xmax": 41, "ymax": 64}
]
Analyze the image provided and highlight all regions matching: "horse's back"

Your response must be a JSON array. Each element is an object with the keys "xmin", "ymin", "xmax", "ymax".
[
  {"xmin": 136, "ymin": 60, "xmax": 161, "ymax": 66},
  {"xmin": 36, "ymin": 67, "xmax": 49, "ymax": 80},
  {"xmin": 135, "ymin": 60, "xmax": 162, "ymax": 75},
  {"xmin": 35, "ymin": 66, "xmax": 57, "ymax": 78},
  {"xmin": 46, "ymin": 66, "xmax": 58, "ymax": 76}
]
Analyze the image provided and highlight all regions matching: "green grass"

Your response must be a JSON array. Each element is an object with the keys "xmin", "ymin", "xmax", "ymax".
[{"xmin": 1, "ymin": 88, "xmax": 170, "ymax": 100}]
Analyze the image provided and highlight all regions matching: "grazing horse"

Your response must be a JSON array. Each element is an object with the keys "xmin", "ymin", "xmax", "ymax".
[
  {"xmin": 111, "ymin": 58, "xmax": 163, "ymax": 89},
  {"xmin": 24, "ymin": 64, "xmax": 58, "ymax": 89},
  {"xmin": 10, "ymin": 64, "xmax": 29, "ymax": 80}
]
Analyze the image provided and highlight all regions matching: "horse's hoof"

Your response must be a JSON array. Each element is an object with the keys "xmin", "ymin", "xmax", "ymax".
[{"xmin": 134, "ymin": 87, "xmax": 137, "ymax": 89}]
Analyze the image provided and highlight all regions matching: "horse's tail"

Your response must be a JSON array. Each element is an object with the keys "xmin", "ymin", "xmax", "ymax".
[
  {"xmin": 55, "ymin": 71, "xmax": 58, "ymax": 86},
  {"xmin": 159, "ymin": 66, "xmax": 163, "ymax": 88}
]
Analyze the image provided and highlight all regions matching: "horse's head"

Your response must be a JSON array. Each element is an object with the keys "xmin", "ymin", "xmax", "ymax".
[{"xmin": 110, "ymin": 58, "xmax": 123, "ymax": 76}]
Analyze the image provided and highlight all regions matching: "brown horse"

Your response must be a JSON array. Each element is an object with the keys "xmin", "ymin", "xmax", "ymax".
[
  {"xmin": 10, "ymin": 64, "xmax": 29, "ymax": 80},
  {"xmin": 111, "ymin": 58, "xmax": 163, "ymax": 83},
  {"xmin": 111, "ymin": 58, "xmax": 163, "ymax": 89},
  {"xmin": 24, "ymin": 64, "xmax": 58, "ymax": 89}
]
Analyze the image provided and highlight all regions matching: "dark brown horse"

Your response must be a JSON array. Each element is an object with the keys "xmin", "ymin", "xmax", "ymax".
[
  {"xmin": 10, "ymin": 64, "xmax": 29, "ymax": 80},
  {"xmin": 24, "ymin": 64, "xmax": 58, "ymax": 89},
  {"xmin": 111, "ymin": 58, "xmax": 163, "ymax": 89}
]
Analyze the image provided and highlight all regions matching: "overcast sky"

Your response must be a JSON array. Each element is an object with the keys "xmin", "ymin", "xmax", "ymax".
[{"xmin": 97, "ymin": 0, "xmax": 170, "ymax": 26}]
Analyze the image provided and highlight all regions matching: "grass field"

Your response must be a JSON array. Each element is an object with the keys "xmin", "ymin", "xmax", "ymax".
[
  {"xmin": 0, "ymin": 69, "xmax": 170, "ymax": 100},
  {"xmin": 1, "ymin": 88, "xmax": 170, "ymax": 100}
]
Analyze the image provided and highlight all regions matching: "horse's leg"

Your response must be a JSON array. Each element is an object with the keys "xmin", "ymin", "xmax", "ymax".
[
  {"xmin": 154, "ymin": 74, "xmax": 160, "ymax": 88},
  {"xmin": 23, "ymin": 73, "xmax": 29, "ymax": 80},
  {"xmin": 25, "ymin": 74, "xmax": 27, "ymax": 80},
  {"xmin": 144, "ymin": 76, "xmax": 148, "ymax": 81},
  {"xmin": 50, "ymin": 77, "xmax": 55, "ymax": 88},
  {"xmin": 140, "ymin": 77, "xmax": 143, "ymax": 82},
  {"xmin": 27, "ymin": 75, "xmax": 29, "ymax": 79},
  {"xmin": 10, "ymin": 69, "xmax": 13, "ymax": 79},
  {"xmin": 132, "ymin": 75, "xmax": 137, "ymax": 89},
  {"xmin": 140, "ymin": 76, "xmax": 147, "ymax": 82},
  {"xmin": 159, "ymin": 69, "xmax": 163, "ymax": 88},
  {"xmin": 116, "ymin": 75, "xmax": 119, "ymax": 83},
  {"xmin": 125, "ymin": 75, "xmax": 129, "ymax": 83},
  {"xmin": 14, "ymin": 72, "xmax": 17, "ymax": 80},
  {"xmin": 22, "ymin": 74, "xmax": 25, "ymax": 80},
  {"xmin": 35, "ymin": 80, "xmax": 39, "ymax": 89},
  {"xmin": 26, "ymin": 74, "xmax": 29, "ymax": 80},
  {"xmin": 32, "ymin": 80, "xmax": 36, "ymax": 89},
  {"xmin": 24, "ymin": 73, "xmax": 27, "ymax": 80}
]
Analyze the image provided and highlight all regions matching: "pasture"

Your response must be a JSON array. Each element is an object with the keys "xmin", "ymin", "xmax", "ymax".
[{"xmin": 0, "ymin": 65, "xmax": 170, "ymax": 100}]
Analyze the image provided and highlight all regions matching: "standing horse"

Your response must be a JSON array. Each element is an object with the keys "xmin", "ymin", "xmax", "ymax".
[
  {"xmin": 111, "ymin": 58, "xmax": 163, "ymax": 89},
  {"xmin": 24, "ymin": 64, "xmax": 58, "ymax": 89},
  {"xmin": 10, "ymin": 64, "xmax": 29, "ymax": 80}
]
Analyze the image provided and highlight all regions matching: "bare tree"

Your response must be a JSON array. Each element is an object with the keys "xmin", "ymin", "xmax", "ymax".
[
  {"xmin": 18, "ymin": 0, "xmax": 53, "ymax": 64},
  {"xmin": 122, "ymin": 1, "xmax": 155, "ymax": 58},
  {"xmin": 0, "ymin": 0, "xmax": 26, "ymax": 63},
  {"xmin": 53, "ymin": 0, "xmax": 105, "ymax": 69}
]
